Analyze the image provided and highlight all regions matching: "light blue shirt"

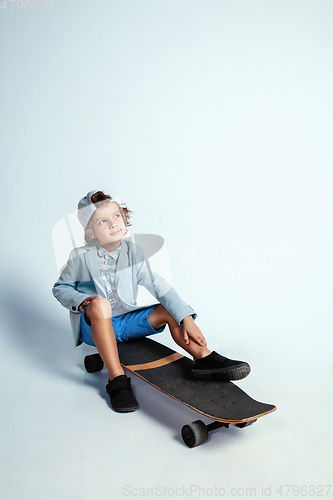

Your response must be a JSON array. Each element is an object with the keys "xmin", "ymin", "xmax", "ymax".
[{"xmin": 96, "ymin": 244, "xmax": 128, "ymax": 316}]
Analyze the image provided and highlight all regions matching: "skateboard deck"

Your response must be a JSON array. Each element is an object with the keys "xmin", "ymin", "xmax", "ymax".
[
  {"xmin": 116, "ymin": 337, "xmax": 276, "ymax": 446},
  {"xmin": 84, "ymin": 337, "xmax": 277, "ymax": 447}
]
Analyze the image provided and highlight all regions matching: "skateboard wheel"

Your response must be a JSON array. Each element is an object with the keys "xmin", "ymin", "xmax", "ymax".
[
  {"xmin": 84, "ymin": 353, "xmax": 104, "ymax": 373},
  {"xmin": 236, "ymin": 419, "xmax": 257, "ymax": 428},
  {"xmin": 181, "ymin": 420, "xmax": 209, "ymax": 448}
]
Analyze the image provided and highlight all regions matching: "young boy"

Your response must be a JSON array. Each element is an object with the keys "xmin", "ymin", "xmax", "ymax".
[{"xmin": 52, "ymin": 190, "xmax": 250, "ymax": 413}]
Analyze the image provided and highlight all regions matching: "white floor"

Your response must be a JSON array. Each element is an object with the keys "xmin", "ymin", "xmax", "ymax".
[{"xmin": 1, "ymin": 301, "xmax": 332, "ymax": 500}]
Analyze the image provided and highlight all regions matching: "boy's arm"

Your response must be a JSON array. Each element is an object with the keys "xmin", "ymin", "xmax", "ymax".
[
  {"xmin": 181, "ymin": 314, "xmax": 207, "ymax": 346},
  {"xmin": 52, "ymin": 250, "xmax": 93, "ymax": 312},
  {"xmin": 136, "ymin": 254, "xmax": 197, "ymax": 326}
]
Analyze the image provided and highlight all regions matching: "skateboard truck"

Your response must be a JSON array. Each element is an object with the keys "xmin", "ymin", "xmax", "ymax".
[{"xmin": 181, "ymin": 419, "xmax": 257, "ymax": 448}]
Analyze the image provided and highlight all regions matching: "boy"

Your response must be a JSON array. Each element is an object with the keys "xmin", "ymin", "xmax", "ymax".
[{"xmin": 52, "ymin": 190, "xmax": 250, "ymax": 413}]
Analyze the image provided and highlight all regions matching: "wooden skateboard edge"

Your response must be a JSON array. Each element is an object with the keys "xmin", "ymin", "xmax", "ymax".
[{"xmin": 121, "ymin": 362, "xmax": 277, "ymax": 425}]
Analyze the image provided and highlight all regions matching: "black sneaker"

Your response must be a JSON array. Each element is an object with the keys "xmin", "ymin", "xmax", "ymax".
[
  {"xmin": 192, "ymin": 351, "xmax": 251, "ymax": 381},
  {"xmin": 106, "ymin": 375, "xmax": 139, "ymax": 412}
]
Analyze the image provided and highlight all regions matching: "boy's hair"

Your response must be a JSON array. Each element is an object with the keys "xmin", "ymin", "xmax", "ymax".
[{"xmin": 84, "ymin": 191, "xmax": 133, "ymax": 246}]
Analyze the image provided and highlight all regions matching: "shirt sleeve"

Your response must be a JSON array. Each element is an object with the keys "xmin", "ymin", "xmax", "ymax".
[
  {"xmin": 52, "ymin": 250, "xmax": 92, "ymax": 312},
  {"xmin": 136, "ymin": 252, "xmax": 197, "ymax": 326}
]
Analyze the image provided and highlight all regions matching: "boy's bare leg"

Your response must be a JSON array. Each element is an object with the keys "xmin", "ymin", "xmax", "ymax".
[
  {"xmin": 85, "ymin": 298, "xmax": 125, "ymax": 380},
  {"xmin": 148, "ymin": 305, "xmax": 211, "ymax": 359}
]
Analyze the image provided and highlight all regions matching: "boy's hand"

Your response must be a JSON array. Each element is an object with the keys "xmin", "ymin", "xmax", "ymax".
[
  {"xmin": 78, "ymin": 296, "xmax": 98, "ymax": 312},
  {"xmin": 182, "ymin": 316, "xmax": 207, "ymax": 347}
]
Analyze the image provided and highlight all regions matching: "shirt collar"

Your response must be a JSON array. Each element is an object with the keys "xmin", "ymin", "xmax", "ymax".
[{"xmin": 97, "ymin": 244, "xmax": 121, "ymax": 260}]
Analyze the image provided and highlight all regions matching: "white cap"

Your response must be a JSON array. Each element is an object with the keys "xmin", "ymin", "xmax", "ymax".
[{"xmin": 77, "ymin": 190, "xmax": 121, "ymax": 228}]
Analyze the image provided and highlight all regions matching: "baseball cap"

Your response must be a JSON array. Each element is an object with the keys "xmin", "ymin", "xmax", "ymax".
[{"xmin": 77, "ymin": 190, "xmax": 121, "ymax": 229}]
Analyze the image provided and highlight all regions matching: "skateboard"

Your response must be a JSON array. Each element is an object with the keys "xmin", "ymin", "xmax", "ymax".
[{"xmin": 84, "ymin": 337, "xmax": 277, "ymax": 447}]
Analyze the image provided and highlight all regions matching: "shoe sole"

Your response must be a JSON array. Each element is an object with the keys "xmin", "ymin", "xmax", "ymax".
[
  {"xmin": 192, "ymin": 363, "xmax": 251, "ymax": 381},
  {"xmin": 111, "ymin": 405, "xmax": 139, "ymax": 413}
]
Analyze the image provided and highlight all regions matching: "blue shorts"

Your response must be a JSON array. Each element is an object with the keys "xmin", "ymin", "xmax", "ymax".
[{"xmin": 79, "ymin": 305, "xmax": 166, "ymax": 346}]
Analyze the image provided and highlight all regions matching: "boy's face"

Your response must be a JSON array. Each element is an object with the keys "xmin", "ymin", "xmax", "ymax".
[{"xmin": 91, "ymin": 202, "xmax": 126, "ymax": 249}]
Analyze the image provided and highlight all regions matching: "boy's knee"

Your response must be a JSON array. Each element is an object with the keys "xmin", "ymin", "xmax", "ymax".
[
  {"xmin": 154, "ymin": 304, "xmax": 170, "ymax": 322},
  {"xmin": 88, "ymin": 297, "xmax": 112, "ymax": 320}
]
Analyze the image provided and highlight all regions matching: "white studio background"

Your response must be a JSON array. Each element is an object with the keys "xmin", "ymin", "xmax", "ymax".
[{"xmin": 1, "ymin": 1, "xmax": 332, "ymax": 499}]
